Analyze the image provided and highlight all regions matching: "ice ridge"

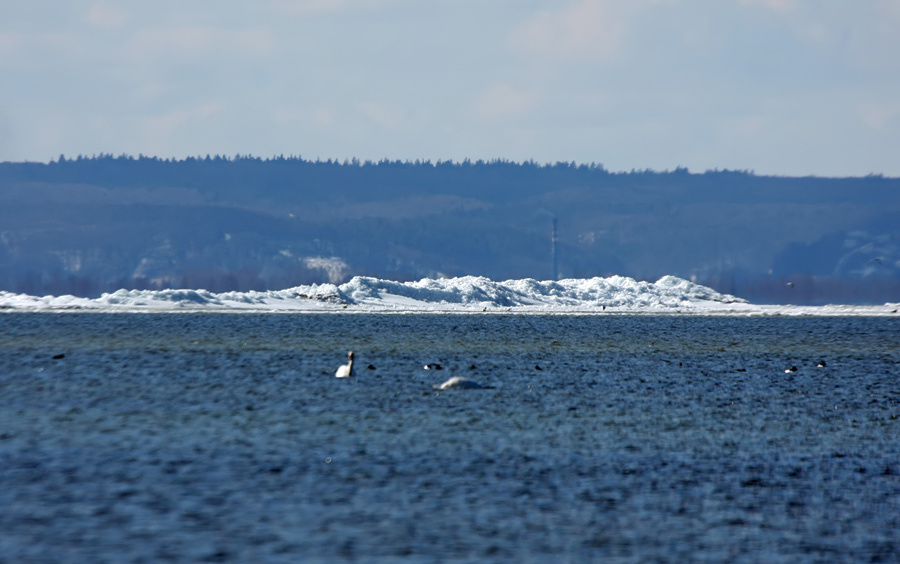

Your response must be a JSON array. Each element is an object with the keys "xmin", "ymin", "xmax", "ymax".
[{"xmin": 0, "ymin": 275, "xmax": 746, "ymax": 311}]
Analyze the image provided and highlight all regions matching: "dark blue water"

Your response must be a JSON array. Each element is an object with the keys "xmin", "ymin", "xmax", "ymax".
[{"xmin": 1, "ymin": 313, "xmax": 898, "ymax": 562}]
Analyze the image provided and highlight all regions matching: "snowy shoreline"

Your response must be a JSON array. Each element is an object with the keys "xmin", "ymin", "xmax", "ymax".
[{"xmin": 2, "ymin": 275, "xmax": 898, "ymax": 316}]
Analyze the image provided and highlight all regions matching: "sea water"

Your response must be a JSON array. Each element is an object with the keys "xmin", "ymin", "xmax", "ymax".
[{"xmin": 0, "ymin": 312, "xmax": 898, "ymax": 562}]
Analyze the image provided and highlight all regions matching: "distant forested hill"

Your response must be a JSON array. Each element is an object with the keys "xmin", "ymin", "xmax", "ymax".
[{"xmin": 2, "ymin": 154, "xmax": 899, "ymax": 304}]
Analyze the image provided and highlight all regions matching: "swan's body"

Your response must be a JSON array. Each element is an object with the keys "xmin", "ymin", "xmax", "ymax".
[
  {"xmin": 335, "ymin": 351, "xmax": 354, "ymax": 378},
  {"xmin": 434, "ymin": 376, "xmax": 491, "ymax": 390}
]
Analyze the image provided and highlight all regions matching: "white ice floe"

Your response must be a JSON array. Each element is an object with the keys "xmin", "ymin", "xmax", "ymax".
[
  {"xmin": 434, "ymin": 376, "xmax": 492, "ymax": 390},
  {"xmin": 1, "ymin": 276, "xmax": 898, "ymax": 315}
]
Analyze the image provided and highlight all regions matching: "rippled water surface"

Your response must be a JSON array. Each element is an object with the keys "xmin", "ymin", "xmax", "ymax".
[{"xmin": 1, "ymin": 312, "xmax": 899, "ymax": 562}]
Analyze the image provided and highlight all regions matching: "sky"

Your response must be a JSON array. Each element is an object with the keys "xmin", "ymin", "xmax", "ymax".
[{"xmin": 1, "ymin": 0, "xmax": 899, "ymax": 176}]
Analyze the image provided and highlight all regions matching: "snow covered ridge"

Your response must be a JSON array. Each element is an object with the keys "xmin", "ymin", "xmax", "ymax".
[
  {"xmin": 0, "ymin": 275, "xmax": 737, "ymax": 311},
  {"xmin": 0, "ymin": 275, "xmax": 898, "ymax": 315},
  {"xmin": 340, "ymin": 275, "xmax": 746, "ymax": 308}
]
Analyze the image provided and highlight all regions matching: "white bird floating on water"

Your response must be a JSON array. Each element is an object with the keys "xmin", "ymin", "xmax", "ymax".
[
  {"xmin": 434, "ymin": 376, "xmax": 492, "ymax": 390},
  {"xmin": 335, "ymin": 351, "xmax": 354, "ymax": 378}
]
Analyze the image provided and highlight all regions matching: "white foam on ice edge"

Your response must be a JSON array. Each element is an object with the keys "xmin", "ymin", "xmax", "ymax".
[{"xmin": 1, "ymin": 275, "xmax": 898, "ymax": 315}]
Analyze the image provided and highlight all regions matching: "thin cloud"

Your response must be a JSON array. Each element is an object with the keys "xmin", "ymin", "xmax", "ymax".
[
  {"xmin": 506, "ymin": 0, "xmax": 672, "ymax": 63},
  {"xmin": 507, "ymin": 0, "xmax": 625, "ymax": 62},
  {"xmin": 86, "ymin": 3, "xmax": 129, "ymax": 29},
  {"xmin": 0, "ymin": 31, "xmax": 90, "ymax": 67},
  {"xmin": 1, "ymin": 0, "xmax": 897, "ymax": 175},
  {"xmin": 139, "ymin": 103, "xmax": 226, "ymax": 148},
  {"xmin": 128, "ymin": 26, "xmax": 275, "ymax": 62},
  {"xmin": 475, "ymin": 82, "xmax": 539, "ymax": 122},
  {"xmin": 738, "ymin": 0, "xmax": 796, "ymax": 12},
  {"xmin": 859, "ymin": 101, "xmax": 900, "ymax": 132},
  {"xmin": 877, "ymin": 0, "xmax": 900, "ymax": 18},
  {"xmin": 269, "ymin": 0, "xmax": 388, "ymax": 16},
  {"xmin": 359, "ymin": 102, "xmax": 407, "ymax": 129}
]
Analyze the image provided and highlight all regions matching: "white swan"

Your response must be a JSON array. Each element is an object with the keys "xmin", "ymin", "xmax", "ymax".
[
  {"xmin": 434, "ymin": 376, "xmax": 491, "ymax": 390},
  {"xmin": 335, "ymin": 351, "xmax": 354, "ymax": 378}
]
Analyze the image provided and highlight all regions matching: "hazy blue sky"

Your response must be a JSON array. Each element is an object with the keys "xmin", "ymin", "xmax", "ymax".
[{"xmin": 2, "ymin": 0, "xmax": 899, "ymax": 176}]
